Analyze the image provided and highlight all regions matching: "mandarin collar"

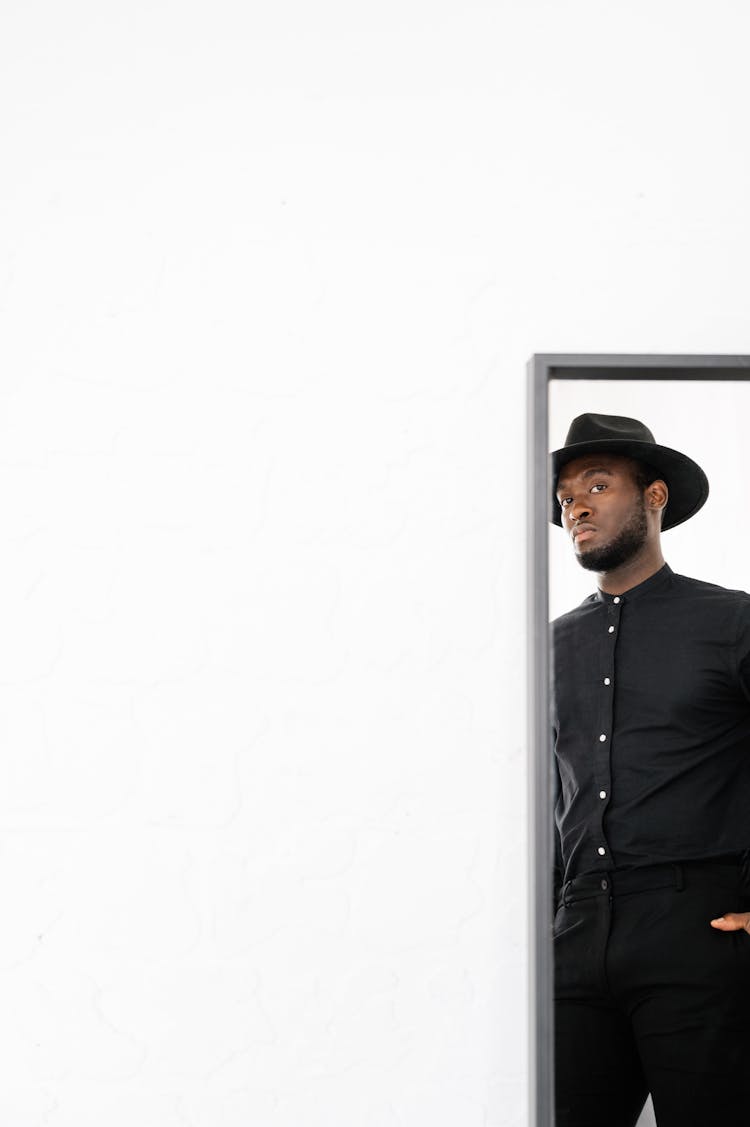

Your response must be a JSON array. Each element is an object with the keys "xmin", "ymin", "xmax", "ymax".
[{"xmin": 595, "ymin": 562, "xmax": 673, "ymax": 605}]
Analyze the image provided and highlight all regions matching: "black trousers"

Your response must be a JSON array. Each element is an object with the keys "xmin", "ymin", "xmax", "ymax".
[{"xmin": 554, "ymin": 860, "xmax": 750, "ymax": 1127}]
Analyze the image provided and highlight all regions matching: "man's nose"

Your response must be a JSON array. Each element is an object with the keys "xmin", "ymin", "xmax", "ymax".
[{"xmin": 568, "ymin": 497, "xmax": 591, "ymax": 521}]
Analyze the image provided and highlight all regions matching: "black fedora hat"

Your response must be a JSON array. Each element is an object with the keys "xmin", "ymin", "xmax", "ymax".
[{"xmin": 550, "ymin": 413, "xmax": 709, "ymax": 531}]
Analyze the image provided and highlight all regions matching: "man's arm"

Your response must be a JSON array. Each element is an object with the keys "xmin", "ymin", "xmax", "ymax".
[
  {"xmin": 710, "ymin": 604, "xmax": 750, "ymax": 935},
  {"xmin": 552, "ymin": 749, "xmax": 563, "ymax": 913}
]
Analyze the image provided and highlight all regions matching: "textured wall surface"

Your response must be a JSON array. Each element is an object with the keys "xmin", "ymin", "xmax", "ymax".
[{"xmin": 2, "ymin": 2, "xmax": 750, "ymax": 1125}]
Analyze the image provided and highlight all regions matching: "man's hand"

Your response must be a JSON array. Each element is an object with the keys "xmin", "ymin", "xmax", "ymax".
[{"xmin": 710, "ymin": 912, "xmax": 750, "ymax": 934}]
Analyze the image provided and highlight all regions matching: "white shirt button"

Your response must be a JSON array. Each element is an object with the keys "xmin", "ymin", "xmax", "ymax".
[
  {"xmin": 599, "ymin": 790, "xmax": 607, "ymax": 799},
  {"xmin": 604, "ymin": 677, "xmax": 611, "ymax": 685},
  {"xmin": 608, "ymin": 625, "xmax": 615, "ymax": 633},
  {"xmin": 613, "ymin": 596, "xmax": 620, "ymax": 604},
  {"xmin": 598, "ymin": 846, "xmax": 606, "ymax": 856},
  {"xmin": 599, "ymin": 734, "xmax": 607, "ymax": 742}
]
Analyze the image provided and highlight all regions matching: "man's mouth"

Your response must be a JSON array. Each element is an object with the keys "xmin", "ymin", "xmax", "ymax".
[{"xmin": 572, "ymin": 525, "xmax": 597, "ymax": 544}]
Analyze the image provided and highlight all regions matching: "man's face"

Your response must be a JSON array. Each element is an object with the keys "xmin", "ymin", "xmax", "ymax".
[{"xmin": 555, "ymin": 453, "xmax": 650, "ymax": 572}]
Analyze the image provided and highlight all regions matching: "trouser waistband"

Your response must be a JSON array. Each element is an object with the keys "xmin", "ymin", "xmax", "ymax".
[{"xmin": 560, "ymin": 857, "xmax": 746, "ymax": 907}]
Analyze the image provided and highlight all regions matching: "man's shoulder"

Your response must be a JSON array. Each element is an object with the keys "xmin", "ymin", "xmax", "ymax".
[
  {"xmin": 669, "ymin": 571, "xmax": 750, "ymax": 606},
  {"xmin": 551, "ymin": 594, "xmax": 599, "ymax": 633}
]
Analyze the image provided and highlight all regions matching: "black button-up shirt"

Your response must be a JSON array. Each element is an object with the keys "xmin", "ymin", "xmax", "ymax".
[{"xmin": 552, "ymin": 563, "xmax": 750, "ymax": 891}]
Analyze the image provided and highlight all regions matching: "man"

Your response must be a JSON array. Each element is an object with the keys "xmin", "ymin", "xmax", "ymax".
[{"xmin": 550, "ymin": 413, "xmax": 750, "ymax": 1127}]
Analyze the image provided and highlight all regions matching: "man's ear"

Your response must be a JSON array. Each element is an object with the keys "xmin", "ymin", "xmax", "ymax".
[{"xmin": 647, "ymin": 479, "xmax": 668, "ymax": 512}]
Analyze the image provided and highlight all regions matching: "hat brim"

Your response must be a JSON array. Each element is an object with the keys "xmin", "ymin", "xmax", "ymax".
[{"xmin": 550, "ymin": 439, "xmax": 709, "ymax": 531}]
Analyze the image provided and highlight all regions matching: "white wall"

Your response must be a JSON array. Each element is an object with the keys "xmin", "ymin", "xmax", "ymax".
[{"xmin": 2, "ymin": 2, "xmax": 750, "ymax": 1125}]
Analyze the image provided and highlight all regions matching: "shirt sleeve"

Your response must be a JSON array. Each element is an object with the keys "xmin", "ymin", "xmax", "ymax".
[
  {"xmin": 736, "ymin": 598, "xmax": 750, "ymax": 703},
  {"xmin": 552, "ymin": 735, "xmax": 564, "ymax": 911}
]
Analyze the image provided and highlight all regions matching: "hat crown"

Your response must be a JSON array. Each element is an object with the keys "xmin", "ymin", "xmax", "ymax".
[{"xmin": 565, "ymin": 413, "xmax": 656, "ymax": 448}]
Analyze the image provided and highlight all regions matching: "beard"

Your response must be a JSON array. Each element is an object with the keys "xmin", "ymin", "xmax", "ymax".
[{"xmin": 576, "ymin": 497, "xmax": 649, "ymax": 572}]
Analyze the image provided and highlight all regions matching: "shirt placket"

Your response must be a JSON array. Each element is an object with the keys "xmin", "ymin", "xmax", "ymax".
[{"xmin": 594, "ymin": 594, "xmax": 622, "ymax": 866}]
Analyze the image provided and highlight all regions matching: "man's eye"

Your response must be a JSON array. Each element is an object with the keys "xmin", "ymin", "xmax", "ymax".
[
  {"xmin": 591, "ymin": 483, "xmax": 607, "ymax": 493},
  {"xmin": 559, "ymin": 498, "xmax": 572, "ymax": 507}
]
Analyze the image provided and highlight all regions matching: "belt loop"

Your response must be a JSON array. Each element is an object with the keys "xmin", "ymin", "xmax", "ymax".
[{"xmin": 673, "ymin": 863, "xmax": 684, "ymax": 892}]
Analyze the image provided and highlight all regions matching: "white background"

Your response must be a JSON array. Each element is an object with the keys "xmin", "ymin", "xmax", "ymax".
[{"xmin": 2, "ymin": 2, "xmax": 750, "ymax": 1125}]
